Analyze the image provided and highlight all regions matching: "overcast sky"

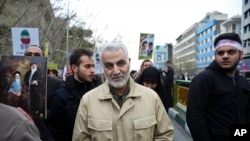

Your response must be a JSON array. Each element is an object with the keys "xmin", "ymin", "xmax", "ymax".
[{"xmin": 65, "ymin": 0, "xmax": 242, "ymax": 70}]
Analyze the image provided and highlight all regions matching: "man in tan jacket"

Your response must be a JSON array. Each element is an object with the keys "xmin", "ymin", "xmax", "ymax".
[{"xmin": 73, "ymin": 42, "xmax": 174, "ymax": 141}]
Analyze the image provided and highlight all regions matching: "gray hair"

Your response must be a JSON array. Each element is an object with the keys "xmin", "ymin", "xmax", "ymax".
[{"xmin": 99, "ymin": 42, "xmax": 129, "ymax": 64}]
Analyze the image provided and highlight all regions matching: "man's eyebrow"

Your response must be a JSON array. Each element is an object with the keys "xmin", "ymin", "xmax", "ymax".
[
  {"xmin": 103, "ymin": 62, "xmax": 113, "ymax": 65},
  {"xmin": 104, "ymin": 59, "xmax": 126, "ymax": 64}
]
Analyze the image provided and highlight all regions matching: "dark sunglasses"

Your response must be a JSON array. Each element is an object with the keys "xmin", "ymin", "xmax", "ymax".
[{"xmin": 25, "ymin": 52, "xmax": 41, "ymax": 56}]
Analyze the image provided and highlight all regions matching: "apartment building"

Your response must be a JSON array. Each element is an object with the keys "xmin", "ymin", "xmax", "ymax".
[
  {"xmin": 242, "ymin": 0, "xmax": 250, "ymax": 58},
  {"xmin": 238, "ymin": 0, "xmax": 250, "ymax": 77},
  {"xmin": 220, "ymin": 15, "xmax": 241, "ymax": 34},
  {"xmin": 196, "ymin": 11, "xmax": 228, "ymax": 73},
  {"xmin": 173, "ymin": 23, "xmax": 203, "ymax": 76}
]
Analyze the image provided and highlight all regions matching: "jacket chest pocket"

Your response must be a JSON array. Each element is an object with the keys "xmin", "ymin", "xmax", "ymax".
[
  {"xmin": 88, "ymin": 119, "xmax": 113, "ymax": 141},
  {"xmin": 210, "ymin": 89, "xmax": 236, "ymax": 111},
  {"xmin": 133, "ymin": 115, "xmax": 156, "ymax": 141}
]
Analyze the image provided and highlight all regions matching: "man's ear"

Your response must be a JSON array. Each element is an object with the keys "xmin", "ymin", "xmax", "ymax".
[
  {"xmin": 71, "ymin": 64, "xmax": 77, "ymax": 73},
  {"xmin": 240, "ymin": 51, "xmax": 243, "ymax": 59}
]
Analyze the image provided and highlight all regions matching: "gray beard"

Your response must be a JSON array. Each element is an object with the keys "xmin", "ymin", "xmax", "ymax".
[
  {"xmin": 105, "ymin": 72, "xmax": 130, "ymax": 88},
  {"xmin": 31, "ymin": 68, "xmax": 37, "ymax": 73}
]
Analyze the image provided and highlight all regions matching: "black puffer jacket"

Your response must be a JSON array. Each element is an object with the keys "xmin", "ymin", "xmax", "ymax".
[
  {"xmin": 186, "ymin": 60, "xmax": 250, "ymax": 141},
  {"xmin": 47, "ymin": 75, "xmax": 100, "ymax": 141}
]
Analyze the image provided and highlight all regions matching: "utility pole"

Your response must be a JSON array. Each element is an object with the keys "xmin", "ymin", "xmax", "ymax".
[{"xmin": 66, "ymin": 0, "xmax": 69, "ymax": 67}]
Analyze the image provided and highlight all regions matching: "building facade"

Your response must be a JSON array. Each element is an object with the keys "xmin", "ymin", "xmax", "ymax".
[
  {"xmin": 242, "ymin": 0, "xmax": 250, "ymax": 58},
  {"xmin": 173, "ymin": 23, "xmax": 201, "ymax": 77}
]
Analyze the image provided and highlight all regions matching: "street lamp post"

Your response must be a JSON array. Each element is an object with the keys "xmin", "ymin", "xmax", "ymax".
[{"xmin": 66, "ymin": 0, "xmax": 69, "ymax": 66}]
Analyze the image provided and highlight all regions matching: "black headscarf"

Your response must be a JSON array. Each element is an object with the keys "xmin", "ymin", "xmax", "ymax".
[{"xmin": 138, "ymin": 67, "xmax": 169, "ymax": 111}]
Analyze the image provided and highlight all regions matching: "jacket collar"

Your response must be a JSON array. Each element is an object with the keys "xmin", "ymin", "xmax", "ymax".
[{"xmin": 98, "ymin": 77, "xmax": 142, "ymax": 100}]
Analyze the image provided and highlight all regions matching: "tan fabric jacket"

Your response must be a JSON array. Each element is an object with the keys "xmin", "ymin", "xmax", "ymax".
[{"xmin": 73, "ymin": 78, "xmax": 173, "ymax": 141}]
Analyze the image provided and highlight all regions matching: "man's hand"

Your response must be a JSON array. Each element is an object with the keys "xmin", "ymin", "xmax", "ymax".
[
  {"xmin": 31, "ymin": 80, "xmax": 38, "ymax": 85},
  {"xmin": 12, "ymin": 92, "xmax": 21, "ymax": 96}
]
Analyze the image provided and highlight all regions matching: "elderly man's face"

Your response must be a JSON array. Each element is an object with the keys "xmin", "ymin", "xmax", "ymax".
[{"xmin": 102, "ymin": 48, "xmax": 130, "ymax": 88}]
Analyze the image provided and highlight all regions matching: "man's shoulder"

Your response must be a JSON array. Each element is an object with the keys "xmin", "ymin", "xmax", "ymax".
[
  {"xmin": 47, "ymin": 76, "xmax": 63, "ymax": 86},
  {"xmin": 0, "ymin": 104, "xmax": 25, "ymax": 120},
  {"xmin": 192, "ymin": 69, "xmax": 215, "ymax": 82},
  {"xmin": 50, "ymin": 86, "xmax": 73, "ymax": 102},
  {"xmin": 167, "ymin": 66, "xmax": 174, "ymax": 72},
  {"xmin": 47, "ymin": 76, "xmax": 63, "ymax": 83},
  {"xmin": 86, "ymin": 83, "xmax": 104, "ymax": 93}
]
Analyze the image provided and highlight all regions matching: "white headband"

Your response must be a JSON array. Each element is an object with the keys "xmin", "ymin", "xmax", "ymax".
[{"xmin": 215, "ymin": 39, "xmax": 242, "ymax": 51}]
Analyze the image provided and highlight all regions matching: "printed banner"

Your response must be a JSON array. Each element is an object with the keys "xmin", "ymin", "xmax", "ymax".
[
  {"xmin": 93, "ymin": 52, "xmax": 104, "ymax": 74},
  {"xmin": 11, "ymin": 27, "xmax": 39, "ymax": 56},
  {"xmin": 138, "ymin": 33, "xmax": 154, "ymax": 60},
  {"xmin": 0, "ymin": 56, "xmax": 47, "ymax": 119}
]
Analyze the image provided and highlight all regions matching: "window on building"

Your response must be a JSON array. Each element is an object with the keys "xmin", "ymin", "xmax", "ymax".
[
  {"xmin": 243, "ymin": 40, "xmax": 247, "ymax": 48},
  {"xmin": 244, "ymin": 26, "xmax": 247, "ymax": 33},
  {"xmin": 244, "ymin": 12, "xmax": 247, "ymax": 19},
  {"xmin": 232, "ymin": 24, "xmax": 236, "ymax": 32}
]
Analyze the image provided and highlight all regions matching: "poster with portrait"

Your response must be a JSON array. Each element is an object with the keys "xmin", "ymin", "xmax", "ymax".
[
  {"xmin": 155, "ymin": 53, "xmax": 166, "ymax": 62},
  {"xmin": 0, "ymin": 55, "xmax": 47, "ymax": 119},
  {"xmin": 138, "ymin": 33, "xmax": 154, "ymax": 60}
]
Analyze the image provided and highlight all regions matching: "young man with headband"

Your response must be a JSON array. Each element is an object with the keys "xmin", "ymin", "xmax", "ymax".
[{"xmin": 186, "ymin": 33, "xmax": 250, "ymax": 141}]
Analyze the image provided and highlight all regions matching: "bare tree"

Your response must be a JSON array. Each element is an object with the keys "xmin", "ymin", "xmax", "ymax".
[{"xmin": 0, "ymin": 0, "xmax": 104, "ymax": 69}]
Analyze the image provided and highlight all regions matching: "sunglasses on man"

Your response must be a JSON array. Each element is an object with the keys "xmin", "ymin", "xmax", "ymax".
[{"xmin": 25, "ymin": 52, "xmax": 41, "ymax": 56}]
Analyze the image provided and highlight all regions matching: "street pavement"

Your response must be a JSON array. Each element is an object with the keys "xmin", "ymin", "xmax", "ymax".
[{"xmin": 170, "ymin": 116, "xmax": 193, "ymax": 141}]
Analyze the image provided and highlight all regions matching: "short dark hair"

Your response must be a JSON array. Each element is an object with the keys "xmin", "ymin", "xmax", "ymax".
[
  {"xmin": 130, "ymin": 70, "xmax": 137, "ymax": 76},
  {"xmin": 50, "ymin": 69, "xmax": 58, "ymax": 76},
  {"xmin": 69, "ymin": 48, "xmax": 93, "ymax": 67},
  {"xmin": 166, "ymin": 60, "xmax": 171, "ymax": 64},
  {"xmin": 142, "ymin": 41, "xmax": 147, "ymax": 46}
]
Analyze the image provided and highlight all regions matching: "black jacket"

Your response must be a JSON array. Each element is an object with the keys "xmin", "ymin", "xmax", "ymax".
[
  {"xmin": 186, "ymin": 60, "xmax": 250, "ymax": 141},
  {"xmin": 47, "ymin": 75, "xmax": 100, "ymax": 141}
]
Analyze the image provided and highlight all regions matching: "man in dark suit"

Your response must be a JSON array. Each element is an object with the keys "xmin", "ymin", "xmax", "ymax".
[
  {"xmin": 161, "ymin": 60, "xmax": 174, "ymax": 108},
  {"xmin": 147, "ymin": 42, "xmax": 153, "ymax": 56},
  {"xmin": 24, "ymin": 62, "xmax": 42, "ymax": 118}
]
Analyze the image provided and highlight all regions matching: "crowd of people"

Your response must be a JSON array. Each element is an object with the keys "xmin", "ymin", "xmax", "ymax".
[{"xmin": 0, "ymin": 32, "xmax": 249, "ymax": 141}]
